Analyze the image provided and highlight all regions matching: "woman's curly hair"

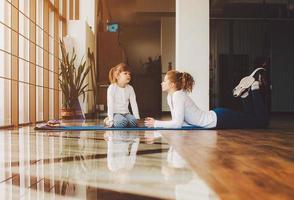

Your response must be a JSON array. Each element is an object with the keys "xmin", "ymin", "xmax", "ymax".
[{"xmin": 166, "ymin": 70, "xmax": 195, "ymax": 92}]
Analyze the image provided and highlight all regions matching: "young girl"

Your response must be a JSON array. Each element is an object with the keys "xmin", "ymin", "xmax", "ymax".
[
  {"xmin": 144, "ymin": 69, "xmax": 268, "ymax": 129},
  {"xmin": 105, "ymin": 63, "xmax": 140, "ymax": 128}
]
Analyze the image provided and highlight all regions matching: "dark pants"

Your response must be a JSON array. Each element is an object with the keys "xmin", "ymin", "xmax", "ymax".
[{"xmin": 213, "ymin": 90, "xmax": 269, "ymax": 129}]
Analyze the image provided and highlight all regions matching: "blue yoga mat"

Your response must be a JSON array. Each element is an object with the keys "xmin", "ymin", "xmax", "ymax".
[{"xmin": 35, "ymin": 124, "xmax": 208, "ymax": 131}]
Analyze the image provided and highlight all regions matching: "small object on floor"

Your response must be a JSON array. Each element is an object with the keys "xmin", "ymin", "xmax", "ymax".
[{"xmin": 46, "ymin": 119, "xmax": 61, "ymax": 127}]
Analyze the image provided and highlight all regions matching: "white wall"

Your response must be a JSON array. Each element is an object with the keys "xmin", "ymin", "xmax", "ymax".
[
  {"xmin": 176, "ymin": 0, "xmax": 209, "ymax": 110},
  {"xmin": 79, "ymin": 0, "xmax": 96, "ymax": 113},
  {"xmin": 66, "ymin": 21, "xmax": 86, "ymax": 71},
  {"xmin": 66, "ymin": 20, "xmax": 95, "ymax": 114},
  {"xmin": 79, "ymin": 0, "xmax": 95, "ymax": 31},
  {"xmin": 161, "ymin": 17, "xmax": 175, "ymax": 111},
  {"xmin": 86, "ymin": 22, "xmax": 95, "ymax": 112}
]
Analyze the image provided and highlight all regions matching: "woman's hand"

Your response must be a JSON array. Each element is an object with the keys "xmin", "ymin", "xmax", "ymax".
[{"xmin": 144, "ymin": 117, "xmax": 155, "ymax": 128}]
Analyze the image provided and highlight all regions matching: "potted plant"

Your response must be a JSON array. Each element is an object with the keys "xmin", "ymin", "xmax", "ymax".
[
  {"xmin": 59, "ymin": 40, "xmax": 90, "ymax": 119},
  {"xmin": 87, "ymin": 48, "xmax": 98, "ymax": 115}
]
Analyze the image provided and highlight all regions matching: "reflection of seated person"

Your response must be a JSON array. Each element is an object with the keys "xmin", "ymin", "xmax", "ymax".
[
  {"xmin": 162, "ymin": 147, "xmax": 192, "ymax": 183},
  {"xmin": 104, "ymin": 131, "xmax": 140, "ymax": 172},
  {"xmin": 162, "ymin": 147, "xmax": 219, "ymax": 200},
  {"xmin": 144, "ymin": 131, "xmax": 162, "ymax": 144}
]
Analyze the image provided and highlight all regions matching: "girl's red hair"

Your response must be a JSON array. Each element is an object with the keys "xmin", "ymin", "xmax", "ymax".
[{"xmin": 166, "ymin": 70, "xmax": 195, "ymax": 92}]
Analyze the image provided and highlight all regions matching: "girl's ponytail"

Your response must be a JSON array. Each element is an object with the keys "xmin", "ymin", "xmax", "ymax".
[{"xmin": 109, "ymin": 67, "xmax": 116, "ymax": 83}]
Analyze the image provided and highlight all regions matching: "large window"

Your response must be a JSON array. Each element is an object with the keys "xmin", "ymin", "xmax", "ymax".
[
  {"xmin": 19, "ymin": 0, "xmax": 30, "ymax": 124},
  {"xmin": 49, "ymin": 7, "xmax": 55, "ymax": 119},
  {"xmin": 0, "ymin": 0, "xmax": 68, "ymax": 127},
  {"xmin": 0, "ymin": 0, "xmax": 11, "ymax": 126},
  {"xmin": 36, "ymin": 0, "xmax": 44, "ymax": 121}
]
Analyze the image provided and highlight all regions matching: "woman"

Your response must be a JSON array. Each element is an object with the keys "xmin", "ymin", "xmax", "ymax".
[{"xmin": 144, "ymin": 69, "xmax": 268, "ymax": 129}]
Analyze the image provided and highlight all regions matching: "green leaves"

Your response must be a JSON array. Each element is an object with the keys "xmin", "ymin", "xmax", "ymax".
[
  {"xmin": 87, "ymin": 48, "xmax": 98, "ymax": 108},
  {"xmin": 59, "ymin": 40, "xmax": 90, "ymax": 110}
]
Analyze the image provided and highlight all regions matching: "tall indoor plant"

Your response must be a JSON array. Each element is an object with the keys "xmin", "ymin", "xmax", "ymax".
[
  {"xmin": 87, "ymin": 48, "xmax": 98, "ymax": 113},
  {"xmin": 59, "ymin": 40, "xmax": 90, "ymax": 119}
]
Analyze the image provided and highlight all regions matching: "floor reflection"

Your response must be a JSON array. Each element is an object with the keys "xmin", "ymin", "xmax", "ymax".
[
  {"xmin": 164, "ymin": 146, "xmax": 219, "ymax": 200},
  {"xmin": 104, "ymin": 131, "xmax": 139, "ymax": 173},
  {"xmin": 0, "ymin": 129, "xmax": 219, "ymax": 200}
]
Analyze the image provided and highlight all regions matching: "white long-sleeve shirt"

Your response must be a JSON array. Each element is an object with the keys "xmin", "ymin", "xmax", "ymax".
[
  {"xmin": 154, "ymin": 90, "xmax": 217, "ymax": 128},
  {"xmin": 107, "ymin": 84, "xmax": 140, "ymax": 121}
]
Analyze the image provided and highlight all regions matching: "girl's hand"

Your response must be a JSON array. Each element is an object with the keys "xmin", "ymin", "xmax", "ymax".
[
  {"xmin": 144, "ymin": 117, "xmax": 155, "ymax": 128},
  {"xmin": 104, "ymin": 117, "xmax": 113, "ymax": 128}
]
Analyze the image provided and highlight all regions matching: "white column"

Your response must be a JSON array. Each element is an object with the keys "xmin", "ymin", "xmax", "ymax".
[{"xmin": 176, "ymin": 0, "xmax": 209, "ymax": 110}]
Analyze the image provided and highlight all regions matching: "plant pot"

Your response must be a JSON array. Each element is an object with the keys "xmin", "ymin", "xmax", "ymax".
[
  {"xmin": 61, "ymin": 100, "xmax": 85, "ymax": 120},
  {"xmin": 60, "ymin": 108, "xmax": 85, "ymax": 120}
]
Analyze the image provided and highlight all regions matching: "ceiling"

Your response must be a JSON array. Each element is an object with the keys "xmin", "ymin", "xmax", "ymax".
[
  {"xmin": 210, "ymin": 0, "xmax": 294, "ymax": 18},
  {"xmin": 106, "ymin": 0, "xmax": 175, "ymax": 26},
  {"xmin": 103, "ymin": 0, "xmax": 294, "ymax": 27}
]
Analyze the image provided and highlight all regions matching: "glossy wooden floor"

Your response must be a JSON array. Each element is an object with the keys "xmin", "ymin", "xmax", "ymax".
[
  {"xmin": 161, "ymin": 117, "xmax": 294, "ymax": 200},
  {"xmin": 0, "ymin": 115, "xmax": 293, "ymax": 200}
]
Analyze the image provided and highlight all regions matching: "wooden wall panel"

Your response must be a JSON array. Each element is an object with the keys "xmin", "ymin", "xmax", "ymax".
[
  {"xmin": 75, "ymin": 0, "xmax": 79, "ymax": 20},
  {"xmin": 97, "ymin": 32, "xmax": 123, "ymax": 106},
  {"xmin": 63, "ymin": 0, "xmax": 67, "ymax": 36},
  {"xmin": 69, "ymin": 0, "xmax": 73, "ymax": 20},
  {"xmin": 29, "ymin": 0, "xmax": 37, "ymax": 123},
  {"xmin": 54, "ymin": 0, "xmax": 59, "ymax": 119}
]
